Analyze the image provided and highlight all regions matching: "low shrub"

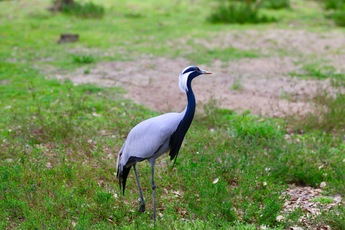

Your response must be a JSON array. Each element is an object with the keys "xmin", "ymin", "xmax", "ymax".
[
  {"xmin": 320, "ymin": 0, "xmax": 345, "ymax": 27},
  {"xmin": 322, "ymin": 0, "xmax": 345, "ymax": 10},
  {"xmin": 262, "ymin": 0, "xmax": 290, "ymax": 9},
  {"xmin": 208, "ymin": 0, "xmax": 276, "ymax": 24},
  {"xmin": 61, "ymin": 1, "xmax": 105, "ymax": 19},
  {"xmin": 331, "ymin": 7, "xmax": 345, "ymax": 26}
]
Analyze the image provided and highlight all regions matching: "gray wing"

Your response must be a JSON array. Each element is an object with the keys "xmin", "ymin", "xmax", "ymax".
[{"xmin": 119, "ymin": 112, "xmax": 184, "ymax": 167}]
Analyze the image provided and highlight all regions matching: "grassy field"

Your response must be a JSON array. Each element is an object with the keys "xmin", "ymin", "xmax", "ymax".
[{"xmin": 1, "ymin": 0, "xmax": 345, "ymax": 229}]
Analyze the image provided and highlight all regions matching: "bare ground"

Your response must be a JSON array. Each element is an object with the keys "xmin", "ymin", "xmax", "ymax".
[{"xmin": 53, "ymin": 29, "xmax": 345, "ymax": 116}]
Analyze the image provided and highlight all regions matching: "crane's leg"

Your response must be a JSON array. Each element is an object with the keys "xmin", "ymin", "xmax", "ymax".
[
  {"xmin": 133, "ymin": 164, "xmax": 145, "ymax": 213},
  {"xmin": 150, "ymin": 161, "xmax": 157, "ymax": 223}
]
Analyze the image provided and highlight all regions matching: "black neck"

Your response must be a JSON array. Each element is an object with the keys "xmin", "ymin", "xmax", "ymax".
[
  {"xmin": 168, "ymin": 79, "xmax": 196, "ymax": 161},
  {"xmin": 182, "ymin": 84, "xmax": 196, "ymax": 129}
]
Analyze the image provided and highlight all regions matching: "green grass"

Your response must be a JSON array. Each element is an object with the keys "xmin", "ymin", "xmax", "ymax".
[
  {"xmin": 311, "ymin": 196, "xmax": 334, "ymax": 204},
  {"xmin": 291, "ymin": 62, "xmax": 345, "ymax": 80},
  {"xmin": 1, "ymin": 0, "xmax": 345, "ymax": 229},
  {"xmin": 2, "ymin": 66, "xmax": 344, "ymax": 229},
  {"xmin": 186, "ymin": 47, "xmax": 260, "ymax": 64}
]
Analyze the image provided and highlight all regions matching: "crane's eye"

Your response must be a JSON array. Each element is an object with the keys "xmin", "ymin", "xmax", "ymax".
[{"xmin": 196, "ymin": 67, "xmax": 200, "ymax": 72}]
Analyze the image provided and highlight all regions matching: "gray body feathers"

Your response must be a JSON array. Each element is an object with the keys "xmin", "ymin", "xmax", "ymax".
[{"xmin": 116, "ymin": 110, "xmax": 185, "ymax": 193}]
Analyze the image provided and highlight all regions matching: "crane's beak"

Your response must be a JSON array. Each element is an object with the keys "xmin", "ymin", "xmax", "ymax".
[{"xmin": 201, "ymin": 70, "xmax": 212, "ymax": 75}]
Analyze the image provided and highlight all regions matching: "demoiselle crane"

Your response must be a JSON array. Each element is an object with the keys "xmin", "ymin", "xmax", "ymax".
[{"xmin": 116, "ymin": 66, "xmax": 211, "ymax": 222}]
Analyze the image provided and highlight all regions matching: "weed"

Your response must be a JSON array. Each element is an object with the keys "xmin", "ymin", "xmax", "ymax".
[
  {"xmin": 230, "ymin": 78, "xmax": 243, "ymax": 91},
  {"xmin": 279, "ymin": 90, "xmax": 295, "ymax": 102},
  {"xmin": 73, "ymin": 55, "xmax": 95, "ymax": 64},
  {"xmin": 83, "ymin": 68, "xmax": 91, "ymax": 74}
]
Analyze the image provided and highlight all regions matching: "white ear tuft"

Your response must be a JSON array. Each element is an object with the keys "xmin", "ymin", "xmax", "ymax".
[
  {"xmin": 179, "ymin": 72, "xmax": 189, "ymax": 92},
  {"xmin": 179, "ymin": 66, "xmax": 196, "ymax": 93}
]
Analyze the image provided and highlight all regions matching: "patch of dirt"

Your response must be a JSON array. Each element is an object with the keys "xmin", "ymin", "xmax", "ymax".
[
  {"xmin": 196, "ymin": 29, "xmax": 345, "ymax": 57},
  {"xmin": 54, "ymin": 56, "xmax": 320, "ymax": 116},
  {"xmin": 53, "ymin": 29, "xmax": 345, "ymax": 116},
  {"xmin": 279, "ymin": 184, "xmax": 343, "ymax": 229}
]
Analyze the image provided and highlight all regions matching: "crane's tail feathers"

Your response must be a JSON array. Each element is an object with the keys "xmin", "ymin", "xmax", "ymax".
[
  {"xmin": 169, "ymin": 149, "xmax": 179, "ymax": 161},
  {"xmin": 172, "ymin": 154, "xmax": 178, "ymax": 167},
  {"xmin": 169, "ymin": 148, "xmax": 180, "ymax": 166},
  {"xmin": 119, "ymin": 166, "xmax": 131, "ymax": 195}
]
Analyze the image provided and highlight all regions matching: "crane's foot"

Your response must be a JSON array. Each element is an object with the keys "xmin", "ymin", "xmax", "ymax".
[{"xmin": 138, "ymin": 203, "xmax": 145, "ymax": 213}]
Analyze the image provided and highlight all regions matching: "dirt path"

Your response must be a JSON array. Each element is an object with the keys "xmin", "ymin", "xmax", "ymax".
[{"xmin": 54, "ymin": 29, "xmax": 345, "ymax": 116}]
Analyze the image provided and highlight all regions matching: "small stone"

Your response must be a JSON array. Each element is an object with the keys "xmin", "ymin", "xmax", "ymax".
[
  {"xmin": 92, "ymin": 112, "xmax": 101, "ymax": 117},
  {"xmin": 290, "ymin": 227, "xmax": 303, "ymax": 230},
  {"xmin": 320, "ymin": 182, "xmax": 327, "ymax": 188},
  {"xmin": 276, "ymin": 215, "xmax": 284, "ymax": 222},
  {"xmin": 334, "ymin": 195, "xmax": 342, "ymax": 203},
  {"xmin": 46, "ymin": 162, "xmax": 53, "ymax": 169}
]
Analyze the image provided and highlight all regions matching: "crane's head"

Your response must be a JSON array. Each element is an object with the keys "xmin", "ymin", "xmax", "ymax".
[{"xmin": 179, "ymin": 66, "xmax": 211, "ymax": 92}]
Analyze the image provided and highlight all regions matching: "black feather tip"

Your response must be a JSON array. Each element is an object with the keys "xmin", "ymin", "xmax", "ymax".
[{"xmin": 119, "ymin": 166, "xmax": 131, "ymax": 195}]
